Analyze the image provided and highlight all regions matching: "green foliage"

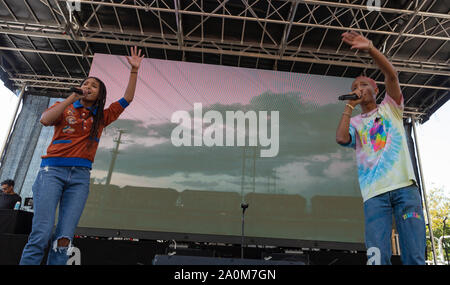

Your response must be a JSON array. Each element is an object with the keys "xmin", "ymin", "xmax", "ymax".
[{"xmin": 425, "ymin": 187, "xmax": 450, "ymax": 263}]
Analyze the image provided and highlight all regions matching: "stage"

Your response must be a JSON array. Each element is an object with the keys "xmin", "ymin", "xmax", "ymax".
[
  {"xmin": 0, "ymin": 0, "xmax": 447, "ymax": 266},
  {"xmin": 0, "ymin": 233, "xmax": 403, "ymax": 265}
]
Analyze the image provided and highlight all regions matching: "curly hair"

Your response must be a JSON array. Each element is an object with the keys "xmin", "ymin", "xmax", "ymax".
[{"xmin": 1, "ymin": 179, "xmax": 15, "ymax": 187}]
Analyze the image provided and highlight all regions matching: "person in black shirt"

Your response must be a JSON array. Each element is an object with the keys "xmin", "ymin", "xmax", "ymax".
[{"xmin": 0, "ymin": 179, "xmax": 21, "ymax": 209}]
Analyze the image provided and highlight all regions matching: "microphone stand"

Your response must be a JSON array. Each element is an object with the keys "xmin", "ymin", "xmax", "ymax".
[{"xmin": 241, "ymin": 203, "xmax": 249, "ymax": 259}]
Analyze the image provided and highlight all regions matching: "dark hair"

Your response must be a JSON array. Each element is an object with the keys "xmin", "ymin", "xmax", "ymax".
[
  {"xmin": 80, "ymin": 77, "xmax": 107, "ymax": 148},
  {"xmin": 1, "ymin": 179, "xmax": 14, "ymax": 187}
]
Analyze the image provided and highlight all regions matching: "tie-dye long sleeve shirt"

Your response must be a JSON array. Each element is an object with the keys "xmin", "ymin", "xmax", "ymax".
[{"xmin": 340, "ymin": 94, "xmax": 417, "ymax": 202}]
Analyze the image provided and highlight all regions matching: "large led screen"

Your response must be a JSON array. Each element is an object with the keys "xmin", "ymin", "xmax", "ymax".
[{"xmin": 78, "ymin": 53, "xmax": 364, "ymax": 247}]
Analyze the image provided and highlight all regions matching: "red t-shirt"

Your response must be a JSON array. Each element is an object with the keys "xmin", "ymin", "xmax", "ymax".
[{"xmin": 40, "ymin": 98, "xmax": 129, "ymax": 168}]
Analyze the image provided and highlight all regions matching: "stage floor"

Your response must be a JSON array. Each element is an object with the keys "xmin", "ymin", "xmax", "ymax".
[{"xmin": 0, "ymin": 234, "xmax": 402, "ymax": 265}]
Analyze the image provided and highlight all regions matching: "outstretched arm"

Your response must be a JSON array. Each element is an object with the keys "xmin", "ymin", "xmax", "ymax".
[
  {"xmin": 40, "ymin": 92, "xmax": 86, "ymax": 126},
  {"xmin": 341, "ymin": 31, "xmax": 402, "ymax": 105},
  {"xmin": 123, "ymin": 46, "xmax": 144, "ymax": 104}
]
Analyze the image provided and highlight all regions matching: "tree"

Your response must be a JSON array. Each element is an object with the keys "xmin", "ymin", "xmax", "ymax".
[{"xmin": 425, "ymin": 186, "xmax": 450, "ymax": 264}]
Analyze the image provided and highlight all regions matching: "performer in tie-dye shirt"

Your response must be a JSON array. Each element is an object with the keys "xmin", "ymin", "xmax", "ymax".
[{"xmin": 336, "ymin": 31, "xmax": 426, "ymax": 265}]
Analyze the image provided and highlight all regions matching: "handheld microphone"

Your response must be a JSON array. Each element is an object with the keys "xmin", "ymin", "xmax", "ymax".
[
  {"xmin": 69, "ymin": 87, "xmax": 84, "ymax": 95},
  {"xmin": 338, "ymin": 93, "xmax": 360, "ymax": 101}
]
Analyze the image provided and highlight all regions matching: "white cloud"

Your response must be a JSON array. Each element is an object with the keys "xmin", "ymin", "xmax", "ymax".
[{"xmin": 323, "ymin": 160, "xmax": 354, "ymax": 178}]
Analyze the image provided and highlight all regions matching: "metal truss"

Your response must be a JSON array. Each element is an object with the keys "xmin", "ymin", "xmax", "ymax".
[
  {"xmin": 10, "ymin": 73, "xmax": 83, "ymax": 90},
  {"xmin": 71, "ymin": 0, "xmax": 450, "ymax": 40},
  {"xmin": 0, "ymin": 0, "xmax": 448, "ymax": 119}
]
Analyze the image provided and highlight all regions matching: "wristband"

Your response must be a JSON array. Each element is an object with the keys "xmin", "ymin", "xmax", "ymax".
[
  {"xmin": 346, "ymin": 104, "xmax": 354, "ymax": 110},
  {"xmin": 342, "ymin": 112, "xmax": 352, "ymax": 117}
]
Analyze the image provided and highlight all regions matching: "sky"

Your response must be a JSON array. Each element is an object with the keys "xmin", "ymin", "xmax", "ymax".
[
  {"xmin": 0, "ymin": 70, "xmax": 449, "ymax": 199},
  {"xmin": 415, "ymin": 100, "xmax": 450, "ymax": 195},
  {"xmin": 89, "ymin": 54, "xmax": 352, "ymax": 124},
  {"xmin": 0, "ymin": 82, "xmax": 20, "ymax": 163}
]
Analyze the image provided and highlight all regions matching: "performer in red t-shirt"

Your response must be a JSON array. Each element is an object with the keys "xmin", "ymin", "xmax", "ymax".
[{"xmin": 20, "ymin": 47, "xmax": 144, "ymax": 265}]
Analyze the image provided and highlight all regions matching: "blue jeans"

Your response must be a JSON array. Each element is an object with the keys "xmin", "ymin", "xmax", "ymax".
[
  {"xmin": 20, "ymin": 166, "xmax": 90, "ymax": 265},
  {"xmin": 364, "ymin": 184, "xmax": 426, "ymax": 265}
]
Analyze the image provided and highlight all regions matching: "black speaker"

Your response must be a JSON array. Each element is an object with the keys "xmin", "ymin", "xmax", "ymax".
[
  {"xmin": 0, "ymin": 234, "xmax": 44, "ymax": 265},
  {"xmin": 152, "ymin": 255, "xmax": 306, "ymax": 265}
]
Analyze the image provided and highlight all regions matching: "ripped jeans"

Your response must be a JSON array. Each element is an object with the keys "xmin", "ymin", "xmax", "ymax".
[
  {"xmin": 20, "ymin": 166, "xmax": 90, "ymax": 265},
  {"xmin": 364, "ymin": 184, "xmax": 426, "ymax": 265}
]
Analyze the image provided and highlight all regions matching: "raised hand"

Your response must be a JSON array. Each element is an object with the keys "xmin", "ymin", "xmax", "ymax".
[
  {"xmin": 126, "ymin": 46, "xmax": 144, "ymax": 70},
  {"xmin": 341, "ymin": 31, "xmax": 373, "ymax": 52}
]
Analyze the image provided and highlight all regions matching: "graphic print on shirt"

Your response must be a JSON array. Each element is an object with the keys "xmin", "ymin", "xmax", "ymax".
[
  {"xmin": 356, "ymin": 115, "xmax": 402, "ymax": 190},
  {"xmin": 63, "ymin": 109, "xmax": 77, "ymax": 134},
  {"xmin": 369, "ymin": 117, "xmax": 386, "ymax": 152},
  {"xmin": 66, "ymin": 116, "xmax": 77, "ymax": 125},
  {"xmin": 62, "ymin": 125, "xmax": 75, "ymax": 134},
  {"xmin": 66, "ymin": 108, "xmax": 75, "ymax": 116}
]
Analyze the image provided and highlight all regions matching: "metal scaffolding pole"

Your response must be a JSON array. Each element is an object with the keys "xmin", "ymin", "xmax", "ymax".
[{"xmin": 411, "ymin": 116, "xmax": 438, "ymax": 265}]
